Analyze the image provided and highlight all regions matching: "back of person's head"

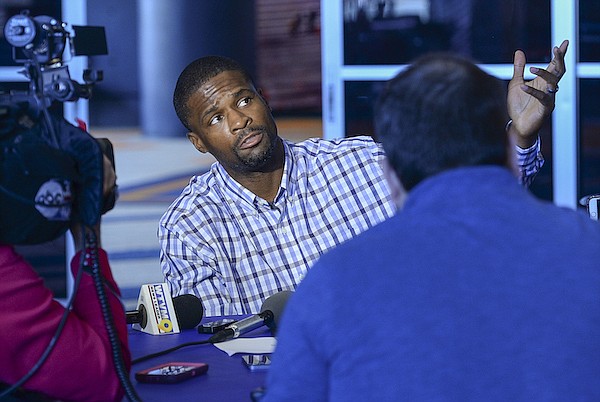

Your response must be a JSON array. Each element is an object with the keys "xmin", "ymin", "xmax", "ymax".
[
  {"xmin": 374, "ymin": 53, "xmax": 509, "ymax": 191},
  {"xmin": 173, "ymin": 55, "xmax": 253, "ymax": 131}
]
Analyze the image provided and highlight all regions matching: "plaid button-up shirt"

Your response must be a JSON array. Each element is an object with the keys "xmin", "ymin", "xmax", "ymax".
[{"xmin": 159, "ymin": 136, "xmax": 542, "ymax": 316}]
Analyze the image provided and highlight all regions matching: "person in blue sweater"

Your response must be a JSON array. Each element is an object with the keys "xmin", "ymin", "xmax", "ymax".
[{"xmin": 263, "ymin": 52, "xmax": 600, "ymax": 401}]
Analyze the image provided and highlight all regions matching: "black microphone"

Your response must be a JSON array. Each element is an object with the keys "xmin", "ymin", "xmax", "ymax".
[
  {"xmin": 126, "ymin": 293, "xmax": 204, "ymax": 330},
  {"xmin": 208, "ymin": 290, "xmax": 293, "ymax": 343}
]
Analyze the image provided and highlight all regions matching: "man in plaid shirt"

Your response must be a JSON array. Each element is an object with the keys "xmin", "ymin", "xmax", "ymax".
[{"xmin": 159, "ymin": 42, "xmax": 567, "ymax": 316}]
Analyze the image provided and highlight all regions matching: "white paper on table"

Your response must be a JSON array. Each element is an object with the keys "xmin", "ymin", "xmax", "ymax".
[{"xmin": 212, "ymin": 337, "xmax": 277, "ymax": 356}]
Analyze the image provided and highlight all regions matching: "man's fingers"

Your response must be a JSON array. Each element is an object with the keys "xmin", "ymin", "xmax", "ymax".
[
  {"xmin": 511, "ymin": 49, "xmax": 526, "ymax": 82},
  {"xmin": 520, "ymin": 84, "xmax": 554, "ymax": 110},
  {"xmin": 530, "ymin": 67, "xmax": 559, "ymax": 87},
  {"xmin": 557, "ymin": 39, "xmax": 569, "ymax": 56},
  {"xmin": 546, "ymin": 39, "xmax": 569, "ymax": 77}
]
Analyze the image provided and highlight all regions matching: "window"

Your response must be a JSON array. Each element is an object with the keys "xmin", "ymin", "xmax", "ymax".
[{"xmin": 323, "ymin": 0, "xmax": 599, "ymax": 208}]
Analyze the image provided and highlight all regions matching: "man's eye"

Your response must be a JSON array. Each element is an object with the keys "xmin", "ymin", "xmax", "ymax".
[
  {"xmin": 209, "ymin": 115, "xmax": 223, "ymax": 125},
  {"xmin": 238, "ymin": 97, "xmax": 251, "ymax": 107}
]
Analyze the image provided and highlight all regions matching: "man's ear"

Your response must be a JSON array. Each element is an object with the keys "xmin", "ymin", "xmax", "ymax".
[
  {"xmin": 383, "ymin": 158, "xmax": 408, "ymax": 210},
  {"xmin": 187, "ymin": 132, "xmax": 207, "ymax": 153}
]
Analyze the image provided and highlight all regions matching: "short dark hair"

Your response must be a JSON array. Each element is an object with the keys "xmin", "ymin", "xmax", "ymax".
[
  {"xmin": 374, "ymin": 53, "xmax": 509, "ymax": 191},
  {"xmin": 173, "ymin": 55, "xmax": 253, "ymax": 131}
]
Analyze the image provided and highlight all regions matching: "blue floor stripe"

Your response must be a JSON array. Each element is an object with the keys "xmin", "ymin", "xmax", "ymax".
[
  {"xmin": 116, "ymin": 169, "xmax": 210, "ymax": 203},
  {"xmin": 121, "ymin": 287, "xmax": 141, "ymax": 300},
  {"xmin": 103, "ymin": 214, "xmax": 162, "ymax": 223},
  {"xmin": 118, "ymin": 170, "xmax": 202, "ymax": 193},
  {"xmin": 109, "ymin": 249, "xmax": 159, "ymax": 260}
]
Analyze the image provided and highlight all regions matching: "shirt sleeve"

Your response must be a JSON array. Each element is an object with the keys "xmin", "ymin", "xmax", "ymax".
[
  {"xmin": 516, "ymin": 136, "xmax": 544, "ymax": 187},
  {"xmin": 159, "ymin": 226, "xmax": 235, "ymax": 316},
  {"xmin": 0, "ymin": 245, "xmax": 130, "ymax": 402}
]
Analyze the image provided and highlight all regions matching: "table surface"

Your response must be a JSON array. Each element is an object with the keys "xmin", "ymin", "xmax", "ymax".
[{"xmin": 127, "ymin": 316, "xmax": 270, "ymax": 402}]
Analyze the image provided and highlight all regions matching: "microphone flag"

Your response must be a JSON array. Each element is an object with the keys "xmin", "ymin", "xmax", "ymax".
[{"xmin": 132, "ymin": 283, "xmax": 181, "ymax": 335}]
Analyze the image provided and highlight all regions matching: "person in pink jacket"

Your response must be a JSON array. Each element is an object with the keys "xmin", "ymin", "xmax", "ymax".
[{"xmin": 0, "ymin": 153, "xmax": 131, "ymax": 401}]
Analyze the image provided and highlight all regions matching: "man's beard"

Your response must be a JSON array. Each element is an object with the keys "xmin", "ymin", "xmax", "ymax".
[{"xmin": 233, "ymin": 126, "xmax": 277, "ymax": 171}]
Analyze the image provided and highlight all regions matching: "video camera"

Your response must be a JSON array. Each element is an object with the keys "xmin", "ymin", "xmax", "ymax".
[
  {"xmin": 1, "ymin": 10, "xmax": 107, "ymax": 112},
  {"xmin": 0, "ymin": 11, "xmax": 115, "ymax": 245}
]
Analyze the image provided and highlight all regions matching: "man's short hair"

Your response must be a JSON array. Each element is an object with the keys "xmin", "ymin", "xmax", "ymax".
[
  {"xmin": 375, "ymin": 53, "xmax": 509, "ymax": 191},
  {"xmin": 173, "ymin": 55, "xmax": 253, "ymax": 131}
]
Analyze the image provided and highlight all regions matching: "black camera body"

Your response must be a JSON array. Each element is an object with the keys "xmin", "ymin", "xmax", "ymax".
[
  {"xmin": 0, "ymin": 11, "xmax": 114, "ymax": 245},
  {"xmin": 2, "ymin": 11, "xmax": 107, "ymax": 113}
]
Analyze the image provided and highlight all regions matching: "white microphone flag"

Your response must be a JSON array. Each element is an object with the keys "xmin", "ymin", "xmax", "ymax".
[{"xmin": 132, "ymin": 283, "xmax": 181, "ymax": 335}]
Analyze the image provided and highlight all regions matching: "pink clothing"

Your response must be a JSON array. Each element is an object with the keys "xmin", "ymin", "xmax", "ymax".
[{"xmin": 0, "ymin": 245, "xmax": 130, "ymax": 401}]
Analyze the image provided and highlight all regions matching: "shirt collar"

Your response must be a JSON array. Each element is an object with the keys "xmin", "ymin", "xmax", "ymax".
[{"xmin": 212, "ymin": 139, "xmax": 298, "ymax": 208}]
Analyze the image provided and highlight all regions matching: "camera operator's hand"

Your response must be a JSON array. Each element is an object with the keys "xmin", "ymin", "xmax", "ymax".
[
  {"xmin": 71, "ymin": 155, "xmax": 116, "ymax": 251},
  {"xmin": 102, "ymin": 154, "xmax": 117, "ymax": 199}
]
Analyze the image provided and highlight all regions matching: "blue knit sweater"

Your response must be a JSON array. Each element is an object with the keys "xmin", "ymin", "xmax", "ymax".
[{"xmin": 264, "ymin": 166, "xmax": 600, "ymax": 402}]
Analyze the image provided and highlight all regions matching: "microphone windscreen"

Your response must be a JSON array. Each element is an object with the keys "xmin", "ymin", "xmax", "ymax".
[
  {"xmin": 172, "ymin": 294, "xmax": 204, "ymax": 329},
  {"xmin": 260, "ymin": 290, "xmax": 293, "ymax": 333}
]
